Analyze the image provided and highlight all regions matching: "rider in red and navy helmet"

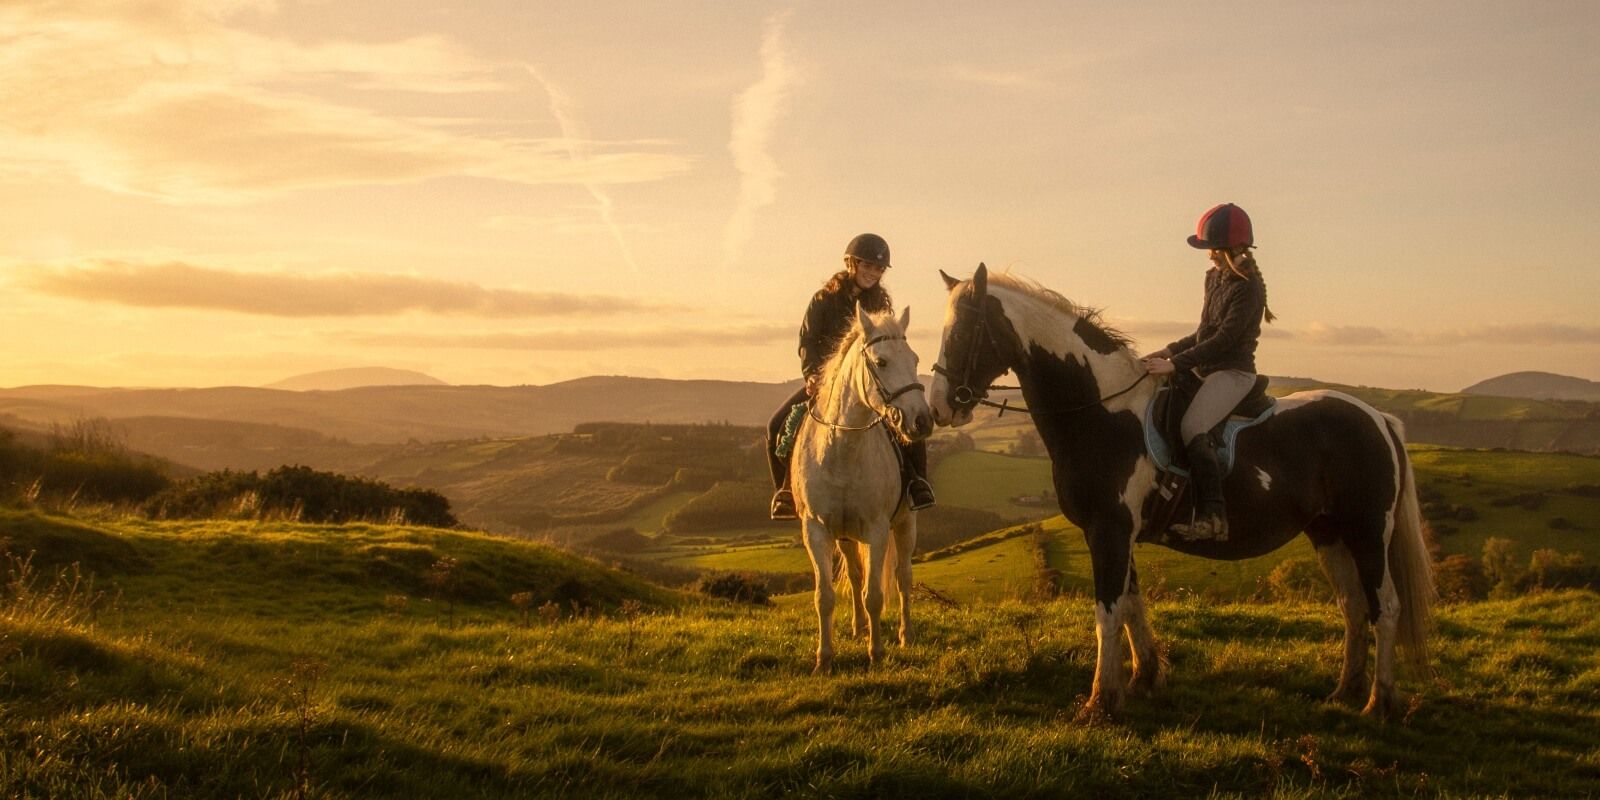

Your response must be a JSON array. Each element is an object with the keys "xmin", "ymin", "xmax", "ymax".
[
  {"xmin": 767, "ymin": 233, "xmax": 936, "ymax": 520},
  {"xmin": 1142, "ymin": 203, "xmax": 1276, "ymax": 540}
]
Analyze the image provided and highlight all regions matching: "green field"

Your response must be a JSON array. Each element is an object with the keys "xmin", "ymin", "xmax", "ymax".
[
  {"xmin": 929, "ymin": 450, "xmax": 1055, "ymax": 519},
  {"xmin": 3, "ymin": 509, "xmax": 1597, "ymax": 797}
]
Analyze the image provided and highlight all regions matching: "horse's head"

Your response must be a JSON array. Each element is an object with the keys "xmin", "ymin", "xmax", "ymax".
[
  {"xmin": 854, "ymin": 304, "xmax": 933, "ymax": 443},
  {"xmin": 929, "ymin": 263, "xmax": 1022, "ymax": 427}
]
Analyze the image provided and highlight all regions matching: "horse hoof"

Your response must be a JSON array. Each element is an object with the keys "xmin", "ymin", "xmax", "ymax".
[
  {"xmin": 1361, "ymin": 689, "xmax": 1401, "ymax": 720},
  {"xmin": 1076, "ymin": 693, "xmax": 1122, "ymax": 724},
  {"xmin": 813, "ymin": 657, "xmax": 833, "ymax": 676},
  {"xmin": 1128, "ymin": 668, "xmax": 1163, "ymax": 697},
  {"xmin": 1326, "ymin": 684, "xmax": 1365, "ymax": 707}
]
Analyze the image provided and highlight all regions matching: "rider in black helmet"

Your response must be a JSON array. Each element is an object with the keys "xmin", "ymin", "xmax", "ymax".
[{"xmin": 767, "ymin": 233, "xmax": 937, "ymax": 520}]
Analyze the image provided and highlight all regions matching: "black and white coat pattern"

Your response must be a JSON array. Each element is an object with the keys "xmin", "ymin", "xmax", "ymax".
[{"xmin": 928, "ymin": 265, "xmax": 1434, "ymax": 719}]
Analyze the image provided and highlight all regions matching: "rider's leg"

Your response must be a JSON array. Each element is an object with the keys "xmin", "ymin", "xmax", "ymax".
[
  {"xmin": 1173, "ymin": 370, "xmax": 1255, "ymax": 540},
  {"xmin": 769, "ymin": 387, "xmax": 807, "ymax": 520},
  {"xmin": 903, "ymin": 439, "xmax": 935, "ymax": 510}
]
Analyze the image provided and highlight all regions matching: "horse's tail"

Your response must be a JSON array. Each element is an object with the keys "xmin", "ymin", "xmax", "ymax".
[{"xmin": 1383, "ymin": 413, "xmax": 1435, "ymax": 672}]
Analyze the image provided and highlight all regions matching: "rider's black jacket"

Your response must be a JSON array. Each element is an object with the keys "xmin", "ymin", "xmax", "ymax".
[
  {"xmin": 797, "ymin": 278, "xmax": 890, "ymax": 378},
  {"xmin": 1166, "ymin": 267, "xmax": 1266, "ymax": 376}
]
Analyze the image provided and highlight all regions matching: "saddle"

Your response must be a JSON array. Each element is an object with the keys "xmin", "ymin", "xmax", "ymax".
[{"xmin": 1138, "ymin": 371, "xmax": 1276, "ymax": 542}]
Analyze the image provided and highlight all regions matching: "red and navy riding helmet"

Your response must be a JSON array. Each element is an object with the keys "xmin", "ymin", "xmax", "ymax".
[{"xmin": 1187, "ymin": 203, "xmax": 1253, "ymax": 250}]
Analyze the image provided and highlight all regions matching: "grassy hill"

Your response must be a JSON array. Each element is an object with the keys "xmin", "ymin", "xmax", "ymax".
[{"xmin": 2, "ymin": 510, "xmax": 1596, "ymax": 797}]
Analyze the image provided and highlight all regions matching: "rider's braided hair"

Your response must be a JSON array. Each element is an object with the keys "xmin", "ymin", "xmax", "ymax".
[{"xmin": 1225, "ymin": 249, "xmax": 1277, "ymax": 324}]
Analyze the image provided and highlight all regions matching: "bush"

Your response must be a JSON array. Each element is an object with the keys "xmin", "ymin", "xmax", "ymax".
[
  {"xmin": 144, "ymin": 465, "xmax": 456, "ymax": 527},
  {"xmin": 0, "ymin": 426, "xmax": 171, "ymax": 506},
  {"xmin": 1517, "ymin": 549, "xmax": 1600, "ymax": 593},
  {"xmin": 1434, "ymin": 554, "xmax": 1491, "ymax": 603},
  {"xmin": 1264, "ymin": 558, "xmax": 1329, "ymax": 602},
  {"xmin": 692, "ymin": 572, "xmax": 770, "ymax": 605},
  {"xmin": 1481, "ymin": 537, "xmax": 1522, "ymax": 596}
]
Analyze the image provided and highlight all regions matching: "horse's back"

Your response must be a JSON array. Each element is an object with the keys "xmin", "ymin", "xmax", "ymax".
[{"xmin": 1229, "ymin": 389, "xmax": 1404, "ymax": 535}]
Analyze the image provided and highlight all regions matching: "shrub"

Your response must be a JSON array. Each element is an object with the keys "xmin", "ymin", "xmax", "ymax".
[
  {"xmin": 1481, "ymin": 537, "xmax": 1522, "ymax": 596},
  {"xmin": 1434, "ymin": 554, "xmax": 1491, "ymax": 603},
  {"xmin": 144, "ymin": 465, "xmax": 456, "ymax": 527},
  {"xmin": 692, "ymin": 572, "xmax": 770, "ymax": 605},
  {"xmin": 1517, "ymin": 549, "xmax": 1600, "ymax": 593},
  {"xmin": 1265, "ymin": 558, "xmax": 1329, "ymax": 602}
]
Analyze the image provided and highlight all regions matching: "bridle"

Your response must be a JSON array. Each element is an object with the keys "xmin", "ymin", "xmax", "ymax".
[
  {"xmin": 808, "ymin": 333, "xmax": 926, "ymax": 432},
  {"xmin": 932, "ymin": 299, "xmax": 1149, "ymax": 418}
]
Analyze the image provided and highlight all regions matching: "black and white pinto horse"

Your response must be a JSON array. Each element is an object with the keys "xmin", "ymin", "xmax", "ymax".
[{"xmin": 929, "ymin": 265, "xmax": 1434, "ymax": 719}]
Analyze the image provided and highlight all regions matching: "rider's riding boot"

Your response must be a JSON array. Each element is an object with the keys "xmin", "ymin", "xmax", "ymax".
[
  {"xmin": 905, "ymin": 439, "xmax": 935, "ymax": 510},
  {"xmin": 907, "ymin": 477, "xmax": 936, "ymax": 511},
  {"xmin": 770, "ymin": 488, "xmax": 798, "ymax": 521},
  {"xmin": 1174, "ymin": 435, "xmax": 1228, "ymax": 541}
]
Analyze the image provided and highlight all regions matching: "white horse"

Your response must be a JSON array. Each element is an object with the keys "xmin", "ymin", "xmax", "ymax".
[{"xmin": 791, "ymin": 304, "xmax": 933, "ymax": 673}]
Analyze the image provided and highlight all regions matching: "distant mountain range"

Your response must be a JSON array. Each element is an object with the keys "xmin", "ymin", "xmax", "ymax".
[
  {"xmin": 3, "ymin": 371, "xmax": 1599, "ymax": 476},
  {"xmin": 264, "ymin": 367, "xmax": 448, "ymax": 391},
  {"xmin": 1462, "ymin": 371, "xmax": 1600, "ymax": 402}
]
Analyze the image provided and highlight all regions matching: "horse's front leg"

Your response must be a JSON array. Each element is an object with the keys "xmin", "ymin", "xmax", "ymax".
[
  {"xmin": 802, "ymin": 519, "xmax": 837, "ymax": 674},
  {"xmin": 1081, "ymin": 521, "xmax": 1137, "ymax": 720},
  {"xmin": 1122, "ymin": 560, "xmax": 1163, "ymax": 696},
  {"xmin": 837, "ymin": 539, "xmax": 868, "ymax": 638},
  {"xmin": 863, "ymin": 525, "xmax": 890, "ymax": 665}
]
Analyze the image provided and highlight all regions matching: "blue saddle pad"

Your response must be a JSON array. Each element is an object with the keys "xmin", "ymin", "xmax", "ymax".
[{"xmin": 1144, "ymin": 394, "xmax": 1276, "ymax": 477}]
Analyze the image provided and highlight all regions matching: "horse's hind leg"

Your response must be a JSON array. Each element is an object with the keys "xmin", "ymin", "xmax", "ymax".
[
  {"xmin": 863, "ymin": 528, "xmax": 889, "ymax": 665},
  {"xmin": 1314, "ymin": 539, "xmax": 1370, "ymax": 706},
  {"xmin": 837, "ymin": 539, "xmax": 868, "ymax": 638},
  {"xmin": 892, "ymin": 514, "xmax": 916, "ymax": 648},
  {"xmin": 802, "ymin": 520, "xmax": 837, "ymax": 674},
  {"xmin": 1334, "ymin": 515, "xmax": 1404, "ymax": 718}
]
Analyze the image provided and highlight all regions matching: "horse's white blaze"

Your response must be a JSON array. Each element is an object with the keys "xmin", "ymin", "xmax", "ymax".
[{"xmin": 1256, "ymin": 467, "xmax": 1273, "ymax": 492}]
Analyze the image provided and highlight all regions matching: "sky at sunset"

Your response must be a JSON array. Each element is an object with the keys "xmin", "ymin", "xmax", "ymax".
[{"xmin": 3, "ymin": 1, "xmax": 1596, "ymax": 392}]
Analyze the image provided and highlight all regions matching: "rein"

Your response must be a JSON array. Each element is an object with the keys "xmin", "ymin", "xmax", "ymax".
[{"xmin": 808, "ymin": 333, "xmax": 925, "ymax": 432}]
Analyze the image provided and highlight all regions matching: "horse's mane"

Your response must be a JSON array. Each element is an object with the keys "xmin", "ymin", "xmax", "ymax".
[
  {"xmin": 985, "ymin": 271, "xmax": 1134, "ymax": 348},
  {"xmin": 818, "ymin": 325, "xmax": 864, "ymax": 395}
]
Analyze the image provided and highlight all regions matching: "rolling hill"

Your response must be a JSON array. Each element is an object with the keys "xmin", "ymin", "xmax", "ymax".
[
  {"xmin": 1462, "ymin": 370, "xmax": 1600, "ymax": 402},
  {"xmin": 264, "ymin": 367, "xmax": 448, "ymax": 391}
]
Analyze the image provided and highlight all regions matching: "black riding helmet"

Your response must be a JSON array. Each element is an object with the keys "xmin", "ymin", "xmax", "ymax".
[{"xmin": 844, "ymin": 233, "xmax": 891, "ymax": 267}]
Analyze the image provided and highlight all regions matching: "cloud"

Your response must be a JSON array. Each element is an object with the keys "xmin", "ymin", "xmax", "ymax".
[
  {"xmin": 325, "ymin": 324, "xmax": 793, "ymax": 351},
  {"xmin": 1421, "ymin": 323, "xmax": 1600, "ymax": 346},
  {"xmin": 1298, "ymin": 321, "xmax": 1600, "ymax": 347},
  {"xmin": 18, "ymin": 260, "xmax": 661, "ymax": 317},
  {"xmin": 0, "ymin": 3, "xmax": 691, "ymax": 202},
  {"xmin": 948, "ymin": 63, "xmax": 1047, "ymax": 89},
  {"xmin": 722, "ymin": 11, "xmax": 798, "ymax": 266},
  {"xmin": 1300, "ymin": 323, "xmax": 1393, "ymax": 346},
  {"xmin": 523, "ymin": 65, "xmax": 641, "ymax": 273}
]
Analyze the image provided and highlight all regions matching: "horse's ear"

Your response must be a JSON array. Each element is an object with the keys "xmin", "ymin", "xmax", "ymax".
[
  {"xmin": 973, "ymin": 263, "xmax": 988, "ymax": 301},
  {"xmin": 939, "ymin": 269, "xmax": 959, "ymax": 291},
  {"xmin": 854, "ymin": 300, "xmax": 872, "ymax": 332},
  {"xmin": 898, "ymin": 305, "xmax": 911, "ymax": 333}
]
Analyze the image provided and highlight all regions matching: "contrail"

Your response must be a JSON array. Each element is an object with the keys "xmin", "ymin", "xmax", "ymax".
[
  {"xmin": 522, "ymin": 64, "xmax": 640, "ymax": 275},
  {"xmin": 723, "ymin": 10, "xmax": 796, "ymax": 267}
]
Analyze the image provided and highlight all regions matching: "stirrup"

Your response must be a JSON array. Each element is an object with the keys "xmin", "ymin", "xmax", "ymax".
[
  {"xmin": 1171, "ymin": 512, "xmax": 1228, "ymax": 542},
  {"xmin": 770, "ymin": 489, "xmax": 798, "ymax": 521},
  {"xmin": 907, "ymin": 478, "xmax": 936, "ymax": 511}
]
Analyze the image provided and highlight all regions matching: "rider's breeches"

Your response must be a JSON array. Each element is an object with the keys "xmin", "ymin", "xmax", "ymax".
[
  {"xmin": 767, "ymin": 387, "xmax": 808, "ymax": 489},
  {"xmin": 1181, "ymin": 369, "xmax": 1257, "ymax": 443}
]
